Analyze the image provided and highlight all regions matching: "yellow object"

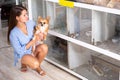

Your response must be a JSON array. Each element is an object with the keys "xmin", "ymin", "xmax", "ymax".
[{"xmin": 59, "ymin": 0, "xmax": 74, "ymax": 8}]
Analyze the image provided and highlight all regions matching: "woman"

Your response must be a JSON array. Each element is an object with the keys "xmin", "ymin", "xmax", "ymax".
[{"xmin": 7, "ymin": 5, "xmax": 48, "ymax": 76}]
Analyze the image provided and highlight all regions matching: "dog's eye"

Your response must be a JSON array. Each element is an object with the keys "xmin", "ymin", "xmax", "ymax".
[
  {"xmin": 43, "ymin": 22, "xmax": 45, "ymax": 24},
  {"xmin": 40, "ymin": 22, "xmax": 42, "ymax": 24}
]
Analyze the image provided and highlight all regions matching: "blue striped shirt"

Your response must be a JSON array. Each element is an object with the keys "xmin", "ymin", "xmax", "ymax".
[{"xmin": 9, "ymin": 20, "xmax": 36, "ymax": 66}]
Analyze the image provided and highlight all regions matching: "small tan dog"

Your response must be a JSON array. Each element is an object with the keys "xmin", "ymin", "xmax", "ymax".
[
  {"xmin": 32, "ymin": 16, "xmax": 50, "ymax": 54},
  {"xmin": 33, "ymin": 16, "xmax": 50, "ymax": 41}
]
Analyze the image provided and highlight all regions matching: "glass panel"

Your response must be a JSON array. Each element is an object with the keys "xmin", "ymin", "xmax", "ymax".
[
  {"xmin": 45, "ymin": 34, "xmax": 68, "ymax": 67},
  {"xmin": 74, "ymin": 8, "xmax": 91, "ymax": 43},
  {"xmin": 53, "ymin": 6, "xmax": 67, "ymax": 35},
  {"xmin": 46, "ymin": 2, "xmax": 67, "ymax": 35}
]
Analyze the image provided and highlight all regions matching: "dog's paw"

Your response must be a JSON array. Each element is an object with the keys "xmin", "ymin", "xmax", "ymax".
[{"xmin": 33, "ymin": 36, "xmax": 36, "ymax": 40}]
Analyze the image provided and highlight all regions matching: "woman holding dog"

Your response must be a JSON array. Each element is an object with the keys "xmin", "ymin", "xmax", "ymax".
[{"xmin": 7, "ymin": 5, "xmax": 48, "ymax": 76}]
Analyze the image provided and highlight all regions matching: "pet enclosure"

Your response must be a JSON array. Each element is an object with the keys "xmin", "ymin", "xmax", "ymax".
[{"xmin": 24, "ymin": 0, "xmax": 120, "ymax": 80}]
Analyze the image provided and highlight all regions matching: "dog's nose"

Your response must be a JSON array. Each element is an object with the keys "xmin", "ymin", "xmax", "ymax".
[
  {"xmin": 40, "ymin": 22, "xmax": 43, "ymax": 26},
  {"xmin": 41, "ymin": 24, "xmax": 43, "ymax": 26}
]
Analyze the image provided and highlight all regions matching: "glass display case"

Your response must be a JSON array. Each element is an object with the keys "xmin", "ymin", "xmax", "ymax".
[
  {"xmin": 45, "ymin": 0, "xmax": 120, "ymax": 80},
  {"xmin": 25, "ymin": 0, "xmax": 120, "ymax": 80}
]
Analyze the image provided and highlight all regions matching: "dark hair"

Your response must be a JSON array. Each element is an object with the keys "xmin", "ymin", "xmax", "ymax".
[{"xmin": 7, "ymin": 5, "xmax": 27, "ymax": 44}]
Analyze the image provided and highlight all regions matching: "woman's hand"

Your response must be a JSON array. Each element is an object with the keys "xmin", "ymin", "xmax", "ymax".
[
  {"xmin": 33, "ymin": 32, "xmax": 44, "ymax": 42},
  {"xmin": 26, "ymin": 33, "xmax": 44, "ymax": 50}
]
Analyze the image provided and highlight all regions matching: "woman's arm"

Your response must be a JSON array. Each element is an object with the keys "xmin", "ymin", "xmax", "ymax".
[
  {"xmin": 25, "ymin": 39, "xmax": 35, "ymax": 50},
  {"xmin": 25, "ymin": 20, "xmax": 38, "ymax": 50},
  {"xmin": 10, "ymin": 32, "xmax": 30, "ymax": 57},
  {"xmin": 25, "ymin": 32, "xmax": 44, "ymax": 49}
]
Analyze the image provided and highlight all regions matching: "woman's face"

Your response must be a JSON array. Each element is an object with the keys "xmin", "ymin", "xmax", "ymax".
[{"xmin": 16, "ymin": 10, "xmax": 29, "ymax": 23}]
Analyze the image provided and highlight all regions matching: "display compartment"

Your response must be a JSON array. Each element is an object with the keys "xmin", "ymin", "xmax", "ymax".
[
  {"xmin": 45, "ymin": 34, "xmax": 68, "ymax": 67},
  {"xmin": 68, "ymin": 43, "xmax": 120, "ymax": 80},
  {"xmin": 46, "ymin": 2, "xmax": 92, "ymax": 43},
  {"xmin": 72, "ymin": 54, "xmax": 120, "ymax": 80},
  {"xmin": 45, "ymin": 34, "xmax": 120, "ymax": 80},
  {"xmin": 46, "ymin": 2, "xmax": 67, "ymax": 35},
  {"xmin": 72, "ymin": 8, "xmax": 91, "ymax": 43}
]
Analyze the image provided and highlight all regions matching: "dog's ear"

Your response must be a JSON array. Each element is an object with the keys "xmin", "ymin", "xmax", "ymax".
[
  {"xmin": 37, "ymin": 16, "xmax": 42, "ymax": 22},
  {"xmin": 38, "ymin": 16, "xmax": 42, "ymax": 19},
  {"xmin": 46, "ymin": 16, "xmax": 50, "ymax": 22}
]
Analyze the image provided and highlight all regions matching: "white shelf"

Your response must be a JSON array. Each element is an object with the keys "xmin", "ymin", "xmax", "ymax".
[
  {"xmin": 48, "ymin": 30, "xmax": 120, "ymax": 61},
  {"xmin": 46, "ymin": 0, "xmax": 120, "ymax": 15}
]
